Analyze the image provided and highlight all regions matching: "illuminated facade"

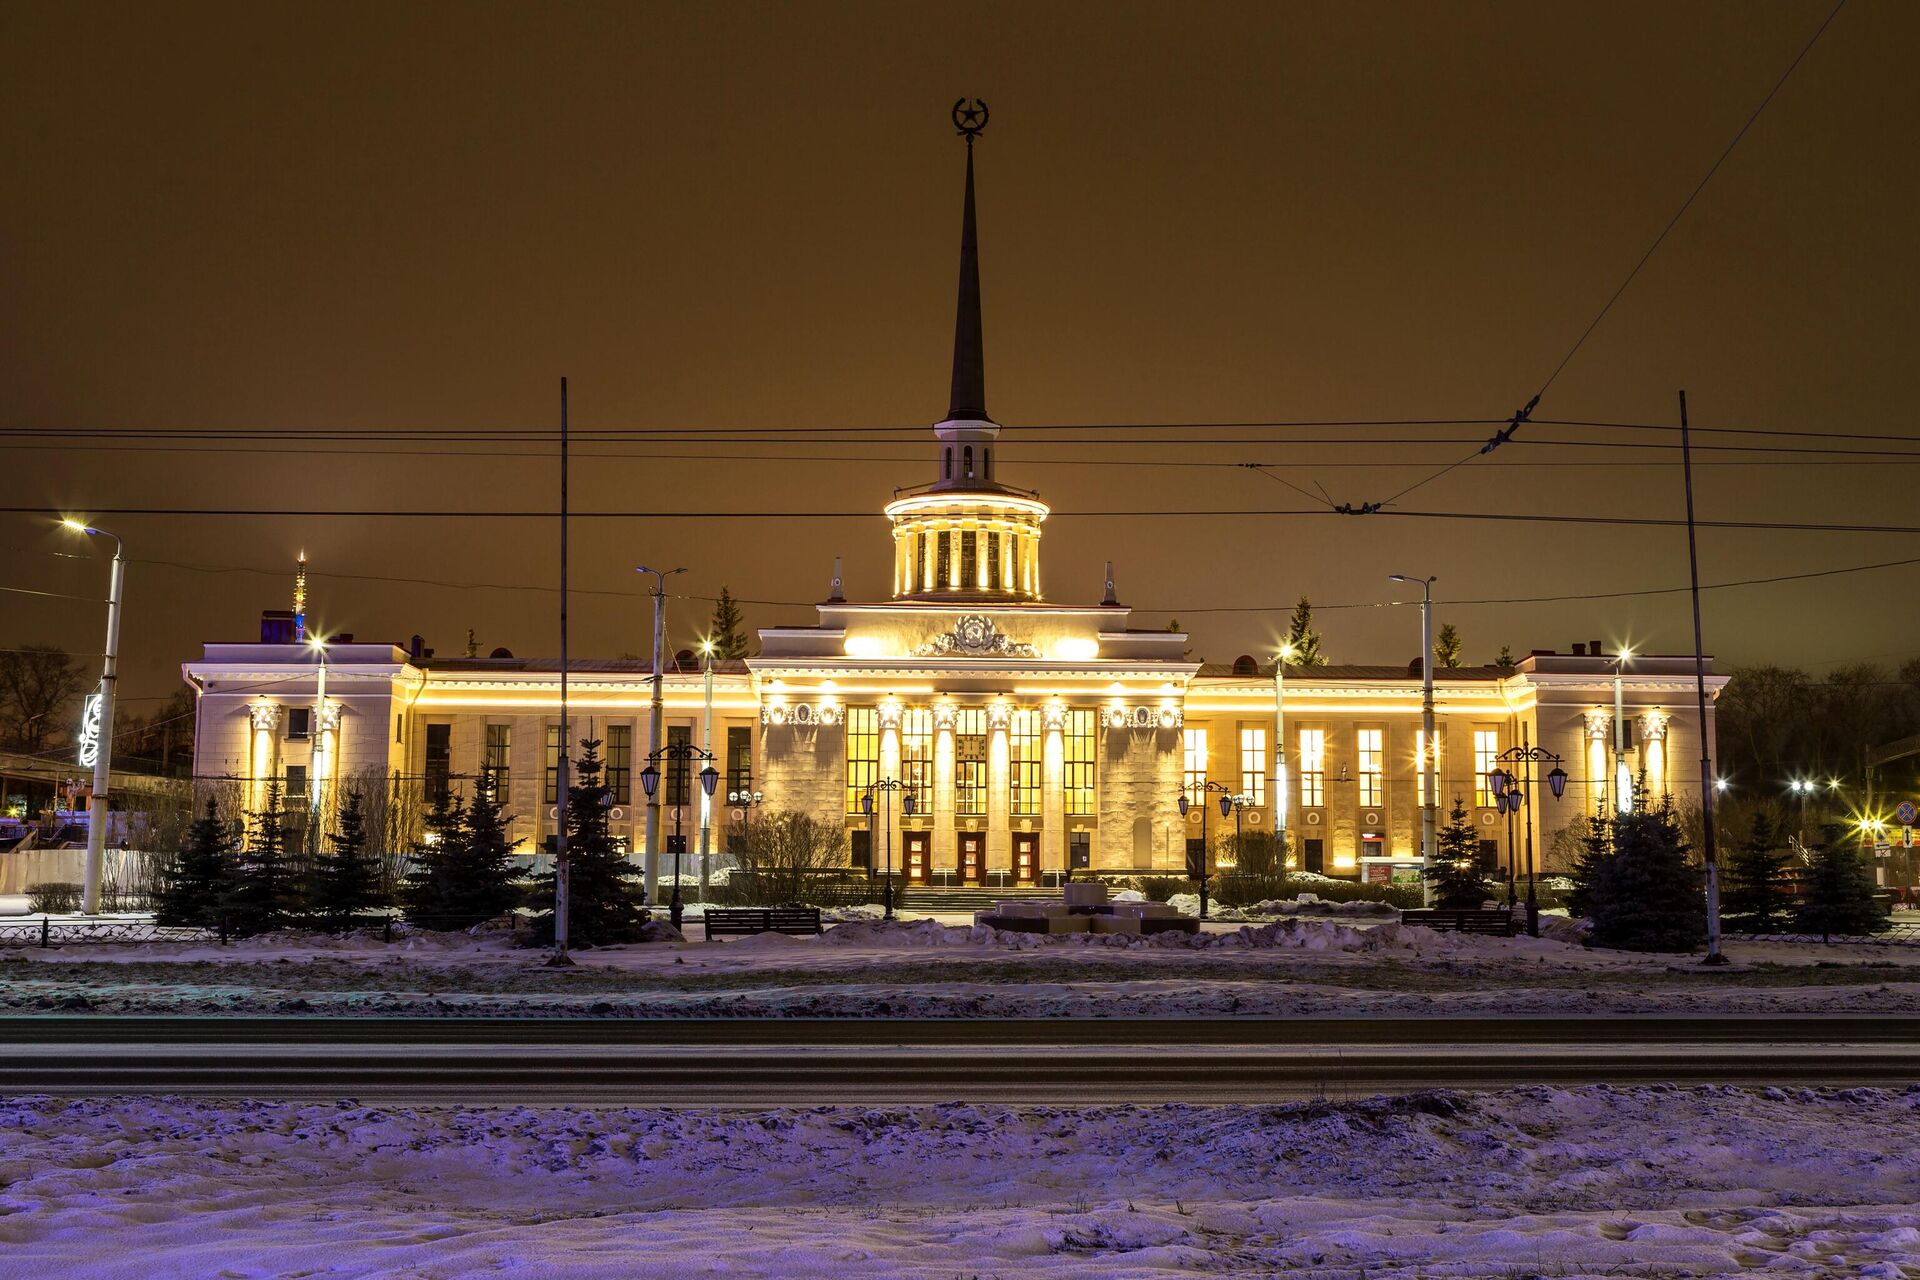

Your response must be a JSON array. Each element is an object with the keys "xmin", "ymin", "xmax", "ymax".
[{"xmin": 180, "ymin": 127, "xmax": 1726, "ymax": 884}]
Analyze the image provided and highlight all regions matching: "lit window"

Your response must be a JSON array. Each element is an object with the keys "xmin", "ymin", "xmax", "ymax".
[
  {"xmin": 900, "ymin": 707, "xmax": 933, "ymax": 813},
  {"xmin": 1239, "ymin": 726, "xmax": 1266, "ymax": 806},
  {"xmin": 1299, "ymin": 728, "xmax": 1325, "ymax": 808},
  {"xmin": 954, "ymin": 707, "xmax": 987, "ymax": 816},
  {"xmin": 1064, "ymin": 709, "xmax": 1097, "ymax": 816},
  {"xmin": 485, "ymin": 724, "xmax": 512, "ymax": 800},
  {"xmin": 605, "ymin": 724, "xmax": 631, "ymax": 804},
  {"xmin": 1474, "ymin": 730, "xmax": 1499, "ymax": 807},
  {"xmin": 1358, "ymin": 728, "xmax": 1383, "ymax": 807},
  {"xmin": 1009, "ymin": 708, "xmax": 1042, "ymax": 816},
  {"xmin": 1183, "ymin": 727, "xmax": 1208, "ymax": 802},
  {"xmin": 846, "ymin": 707, "xmax": 879, "ymax": 814}
]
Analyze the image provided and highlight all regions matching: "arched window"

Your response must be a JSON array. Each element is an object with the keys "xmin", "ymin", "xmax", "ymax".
[
  {"xmin": 944, "ymin": 448, "xmax": 952, "ymax": 479},
  {"xmin": 963, "ymin": 445, "xmax": 974, "ymax": 478}
]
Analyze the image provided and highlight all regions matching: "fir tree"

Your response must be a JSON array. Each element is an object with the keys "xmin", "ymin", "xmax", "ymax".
[
  {"xmin": 1722, "ymin": 810, "xmax": 1793, "ymax": 932},
  {"xmin": 1423, "ymin": 797, "xmax": 1493, "ymax": 908},
  {"xmin": 708, "ymin": 586, "xmax": 749, "ymax": 659},
  {"xmin": 1493, "ymin": 645, "xmax": 1517, "ymax": 674},
  {"xmin": 308, "ymin": 788, "xmax": 388, "ymax": 932},
  {"xmin": 227, "ymin": 783, "xmax": 303, "ymax": 936},
  {"xmin": 1575, "ymin": 794, "xmax": 1705, "ymax": 952},
  {"xmin": 153, "ymin": 798, "xmax": 236, "ymax": 928},
  {"xmin": 1795, "ymin": 837, "xmax": 1887, "ymax": 940},
  {"xmin": 403, "ymin": 770, "xmax": 523, "ymax": 930},
  {"xmin": 1285, "ymin": 597, "xmax": 1325, "ymax": 667},
  {"xmin": 528, "ymin": 739, "xmax": 648, "ymax": 946},
  {"xmin": 1433, "ymin": 623, "xmax": 1463, "ymax": 669}
]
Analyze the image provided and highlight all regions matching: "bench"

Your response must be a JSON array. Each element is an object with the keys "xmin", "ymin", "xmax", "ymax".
[
  {"xmin": 1399, "ymin": 908, "xmax": 1516, "ymax": 937},
  {"xmin": 701, "ymin": 906, "xmax": 823, "ymax": 940}
]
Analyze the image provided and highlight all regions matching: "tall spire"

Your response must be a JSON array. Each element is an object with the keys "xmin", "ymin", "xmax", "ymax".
[{"xmin": 947, "ymin": 99, "xmax": 990, "ymax": 423}]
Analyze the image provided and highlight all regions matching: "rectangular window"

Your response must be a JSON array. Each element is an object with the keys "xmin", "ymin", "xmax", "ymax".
[
  {"xmin": 1298, "ymin": 728, "xmax": 1325, "ymax": 808},
  {"xmin": 846, "ymin": 706, "xmax": 880, "ymax": 814},
  {"xmin": 1064, "ymin": 709, "xmax": 1096, "ymax": 816},
  {"xmin": 987, "ymin": 531, "xmax": 1002, "ymax": 590},
  {"xmin": 666, "ymin": 725, "xmax": 691, "ymax": 806},
  {"xmin": 900, "ymin": 707, "xmax": 933, "ymax": 813},
  {"xmin": 937, "ymin": 532, "xmax": 954, "ymax": 589},
  {"xmin": 544, "ymin": 724, "xmax": 568, "ymax": 805},
  {"xmin": 1009, "ymin": 708, "xmax": 1042, "ymax": 816},
  {"xmin": 1358, "ymin": 728, "xmax": 1384, "ymax": 807},
  {"xmin": 286, "ymin": 707, "xmax": 312, "ymax": 741},
  {"xmin": 1069, "ymin": 830, "xmax": 1091, "ymax": 869},
  {"xmin": 1182, "ymin": 727, "xmax": 1208, "ymax": 802},
  {"xmin": 849, "ymin": 828, "xmax": 872, "ymax": 870},
  {"xmin": 954, "ymin": 707, "xmax": 987, "ymax": 816},
  {"xmin": 285, "ymin": 763, "xmax": 308, "ymax": 794},
  {"xmin": 960, "ymin": 531, "xmax": 977, "ymax": 590},
  {"xmin": 1473, "ymin": 730, "xmax": 1499, "ymax": 807},
  {"xmin": 727, "ymin": 725, "xmax": 753, "ymax": 795},
  {"xmin": 1239, "ymin": 726, "xmax": 1266, "ymax": 807},
  {"xmin": 605, "ymin": 724, "xmax": 632, "ymax": 804},
  {"xmin": 425, "ymin": 723, "xmax": 451, "ymax": 803},
  {"xmin": 484, "ymin": 724, "xmax": 512, "ymax": 800}
]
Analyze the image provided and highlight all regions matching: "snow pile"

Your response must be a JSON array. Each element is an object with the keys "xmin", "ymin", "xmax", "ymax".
[
  {"xmin": 813, "ymin": 916, "xmax": 1568, "ymax": 957},
  {"xmin": 3, "ymin": 1087, "xmax": 1919, "ymax": 1277}
]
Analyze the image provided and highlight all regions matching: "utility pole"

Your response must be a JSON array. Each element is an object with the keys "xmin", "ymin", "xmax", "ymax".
[
  {"xmin": 636, "ymin": 564, "xmax": 685, "ymax": 908},
  {"xmin": 1390, "ymin": 574, "xmax": 1438, "ymax": 904},
  {"xmin": 1680, "ymin": 389, "xmax": 1727, "ymax": 965},
  {"xmin": 549, "ymin": 376, "xmax": 574, "ymax": 966},
  {"xmin": 698, "ymin": 638, "xmax": 715, "ymax": 906}
]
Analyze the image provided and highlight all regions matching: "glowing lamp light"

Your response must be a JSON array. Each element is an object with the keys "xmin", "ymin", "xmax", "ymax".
[
  {"xmin": 1547, "ymin": 765, "xmax": 1569, "ymax": 800},
  {"xmin": 61, "ymin": 517, "xmax": 91, "ymax": 533},
  {"xmin": 1487, "ymin": 768, "xmax": 1510, "ymax": 797},
  {"xmin": 1218, "ymin": 793, "xmax": 1232, "ymax": 819},
  {"xmin": 1052, "ymin": 636, "xmax": 1099, "ymax": 661},
  {"xmin": 843, "ymin": 635, "xmax": 891, "ymax": 659}
]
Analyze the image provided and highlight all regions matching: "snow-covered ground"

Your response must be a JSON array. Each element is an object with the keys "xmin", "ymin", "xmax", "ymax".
[
  {"xmin": 5, "ymin": 917, "xmax": 1920, "ymax": 1017},
  {"xmin": 1, "ymin": 1086, "xmax": 1915, "ymax": 1277}
]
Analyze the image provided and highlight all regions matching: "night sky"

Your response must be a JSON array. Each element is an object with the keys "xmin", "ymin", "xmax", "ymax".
[{"xmin": 4, "ymin": 1, "xmax": 1914, "ymax": 712}]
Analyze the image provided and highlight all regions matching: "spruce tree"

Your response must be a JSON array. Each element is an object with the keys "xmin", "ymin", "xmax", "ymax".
[
  {"xmin": 528, "ymin": 739, "xmax": 647, "ymax": 946},
  {"xmin": 308, "ymin": 788, "xmax": 388, "ymax": 932},
  {"xmin": 1285, "ymin": 598, "xmax": 1325, "ymax": 666},
  {"xmin": 227, "ymin": 783, "xmax": 303, "ymax": 936},
  {"xmin": 1433, "ymin": 623, "xmax": 1463, "ymax": 669},
  {"xmin": 708, "ymin": 586, "xmax": 749, "ymax": 659},
  {"xmin": 154, "ymin": 798, "xmax": 236, "ymax": 928},
  {"xmin": 1722, "ymin": 810, "xmax": 1793, "ymax": 932},
  {"xmin": 1424, "ymin": 797, "xmax": 1493, "ymax": 908},
  {"xmin": 403, "ymin": 770, "xmax": 523, "ymax": 930},
  {"xmin": 1493, "ymin": 645, "xmax": 1516, "ymax": 674},
  {"xmin": 1795, "ymin": 837, "xmax": 1887, "ymax": 940},
  {"xmin": 1579, "ymin": 795, "xmax": 1705, "ymax": 952}
]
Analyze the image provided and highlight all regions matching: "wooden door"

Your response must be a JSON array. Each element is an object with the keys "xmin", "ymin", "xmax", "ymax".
[
  {"xmin": 959, "ymin": 834, "xmax": 985, "ymax": 884},
  {"xmin": 904, "ymin": 833, "xmax": 929, "ymax": 884},
  {"xmin": 1012, "ymin": 833, "xmax": 1038, "ymax": 883}
]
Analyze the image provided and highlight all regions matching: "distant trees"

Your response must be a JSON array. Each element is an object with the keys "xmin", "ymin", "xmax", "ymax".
[
  {"xmin": 722, "ymin": 809, "xmax": 848, "ymax": 905},
  {"xmin": 707, "ymin": 587, "xmax": 750, "ymax": 659},
  {"xmin": 1493, "ymin": 645, "xmax": 1516, "ymax": 674},
  {"xmin": 0, "ymin": 644, "xmax": 87, "ymax": 752},
  {"xmin": 1795, "ymin": 829, "xmax": 1888, "ymax": 941},
  {"xmin": 1722, "ymin": 810, "xmax": 1794, "ymax": 933},
  {"xmin": 1285, "ymin": 598, "xmax": 1325, "ymax": 667},
  {"xmin": 1433, "ymin": 624, "xmax": 1463, "ymax": 670},
  {"xmin": 1716, "ymin": 661, "xmax": 1920, "ymax": 796},
  {"xmin": 118, "ymin": 687, "xmax": 196, "ymax": 776}
]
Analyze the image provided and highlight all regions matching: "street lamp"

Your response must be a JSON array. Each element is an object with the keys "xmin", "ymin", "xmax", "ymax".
[
  {"xmin": 1489, "ymin": 739, "xmax": 1566, "ymax": 937},
  {"xmin": 861, "ymin": 778, "xmax": 915, "ymax": 920},
  {"xmin": 1612, "ymin": 645, "xmax": 1634, "ymax": 815},
  {"xmin": 63, "ymin": 518, "xmax": 123, "ymax": 916},
  {"xmin": 728, "ymin": 786, "xmax": 764, "ymax": 871},
  {"xmin": 639, "ymin": 741, "xmax": 720, "ymax": 932},
  {"xmin": 1176, "ymin": 780, "xmax": 1233, "ymax": 919},
  {"xmin": 1388, "ymin": 574, "xmax": 1438, "ymax": 903},
  {"xmin": 697, "ymin": 638, "xmax": 716, "ymax": 905}
]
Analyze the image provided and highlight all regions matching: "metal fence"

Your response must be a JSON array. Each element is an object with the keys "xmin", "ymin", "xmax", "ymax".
[
  {"xmin": 1724, "ymin": 922, "xmax": 1920, "ymax": 946},
  {"xmin": 0, "ymin": 914, "xmax": 529, "ymax": 949}
]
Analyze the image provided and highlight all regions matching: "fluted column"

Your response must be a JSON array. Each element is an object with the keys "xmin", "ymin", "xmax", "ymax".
[
  {"xmin": 933, "ymin": 703, "xmax": 957, "ymax": 871},
  {"xmin": 1041, "ymin": 700, "xmax": 1065, "ymax": 871},
  {"xmin": 1583, "ymin": 709, "xmax": 1611, "ymax": 817},
  {"xmin": 987, "ymin": 700, "xmax": 1010, "ymax": 869}
]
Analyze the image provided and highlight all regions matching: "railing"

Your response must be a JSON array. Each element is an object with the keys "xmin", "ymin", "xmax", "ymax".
[
  {"xmin": 0, "ymin": 913, "xmax": 530, "ymax": 949},
  {"xmin": 1724, "ymin": 922, "xmax": 1920, "ymax": 946}
]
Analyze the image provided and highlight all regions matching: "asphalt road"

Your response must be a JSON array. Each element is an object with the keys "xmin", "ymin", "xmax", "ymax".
[{"xmin": 2, "ymin": 1016, "xmax": 1916, "ymax": 1102}]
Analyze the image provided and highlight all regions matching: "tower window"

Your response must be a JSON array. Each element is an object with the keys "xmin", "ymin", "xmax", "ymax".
[
  {"xmin": 984, "ymin": 447, "xmax": 991, "ymax": 477},
  {"xmin": 963, "ymin": 445, "xmax": 974, "ymax": 478},
  {"xmin": 937, "ymin": 531, "xmax": 953, "ymax": 588},
  {"xmin": 944, "ymin": 448, "xmax": 952, "ymax": 479}
]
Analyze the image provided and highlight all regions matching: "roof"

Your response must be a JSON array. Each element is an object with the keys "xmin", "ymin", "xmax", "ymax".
[
  {"xmin": 1194, "ymin": 662, "xmax": 1508, "ymax": 681},
  {"xmin": 420, "ymin": 657, "xmax": 753, "ymax": 675}
]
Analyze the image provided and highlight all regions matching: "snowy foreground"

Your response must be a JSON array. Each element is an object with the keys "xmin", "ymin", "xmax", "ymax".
[
  {"xmin": 2, "ymin": 1086, "xmax": 1917, "ymax": 1278},
  {"xmin": 6, "ymin": 917, "xmax": 1920, "ymax": 1018}
]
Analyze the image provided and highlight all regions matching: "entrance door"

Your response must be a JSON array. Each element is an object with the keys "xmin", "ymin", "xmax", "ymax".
[
  {"xmin": 904, "ymin": 833, "xmax": 929, "ymax": 884},
  {"xmin": 959, "ymin": 833, "xmax": 985, "ymax": 884},
  {"xmin": 1012, "ymin": 833, "xmax": 1039, "ymax": 883}
]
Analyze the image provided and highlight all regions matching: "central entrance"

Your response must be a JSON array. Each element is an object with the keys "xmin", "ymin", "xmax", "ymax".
[
  {"xmin": 958, "ymin": 832, "xmax": 985, "ymax": 884},
  {"xmin": 1012, "ymin": 832, "xmax": 1039, "ymax": 884},
  {"xmin": 904, "ymin": 832, "xmax": 929, "ymax": 884}
]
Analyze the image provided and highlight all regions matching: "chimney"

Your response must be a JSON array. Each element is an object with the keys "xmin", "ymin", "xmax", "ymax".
[
  {"xmin": 1103, "ymin": 561, "xmax": 1117, "ymax": 606},
  {"xmin": 409, "ymin": 634, "xmax": 425, "ymax": 660},
  {"xmin": 828, "ymin": 556, "xmax": 845, "ymax": 603},
  {"xmin": 1591, "ymin": 638, "xmax": 1604, "ymax": 656},
  {"xmin": 259, "ymin": 610, "xmax": 296, "ymax": 644},
  {"xmin": 1572, "ymin": 642, "xmax": 1587, "ymax": 656}
]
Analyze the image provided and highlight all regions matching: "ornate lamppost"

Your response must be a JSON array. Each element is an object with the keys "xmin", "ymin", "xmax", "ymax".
[
  {"xmin": 1486, "ymin": 737, "xmax": 1567, "ymax": 938},
  {"xmin": 1177, "ymin": 780, "xmax": 1233, "ymax": 920},
  {"xmin": 861, "ymin": 778, "xmax": 915, "ymax": 920},
  {"xmin": 639, "ymin": 743, "xmax": 719, "ymax": 932},
  {"xmin": 728, "ymin": 786, "xmax": 764, "ymax": 870}
]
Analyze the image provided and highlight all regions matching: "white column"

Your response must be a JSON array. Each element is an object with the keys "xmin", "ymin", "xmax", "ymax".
[
  {"xmin": 1041, "ymin": 700, "xmax": 1066, "ymax": 871},
  {"xmin": 933, "ymin": 703, "xmax": 956, "ymax": 872}
]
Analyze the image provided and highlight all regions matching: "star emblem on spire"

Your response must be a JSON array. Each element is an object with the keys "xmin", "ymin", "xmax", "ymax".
[{"xmin": 951, "ymin": 98, "xmax": 989, "ymax": 139}]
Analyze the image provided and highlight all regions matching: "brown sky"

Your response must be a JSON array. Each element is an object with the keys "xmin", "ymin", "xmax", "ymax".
[{"xmin": 3, "ymin": 0, "xmax": 1916, "ymax": 714}]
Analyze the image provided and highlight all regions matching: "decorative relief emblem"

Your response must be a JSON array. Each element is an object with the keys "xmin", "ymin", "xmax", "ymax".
[
  {"xmin": 1583, "ymin": 708, "xmax": 1612, "ymax": 740},
  {"xmin": 915, "ymin": 614, "xmax": 1037, "ymax": 658}
]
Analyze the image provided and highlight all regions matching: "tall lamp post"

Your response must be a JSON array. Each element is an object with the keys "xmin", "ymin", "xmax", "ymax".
[
  {"xmin": 308, "ymin": 636, "xmax": 329, "ymax": 821},
  {"xmin": 1388, "ymin": 574, "xmax": 1438, "ymax": 904},
  {"xmin": 1273, "ymin": 642, "xmax": 1294, "ymax": 870},
  {"xmin": 697, "ymin": 638, "xmax": 715, "ymax": 905},
  {"xmin": 1612, "ymin": 645, "xmax": 1634, "ymax": 815},
  {"xmin": 1177, "ymin": 780, "xmax": 1232, "ymax": 920},
  {"xmin": 861, "ymin": 778, "xmax": 915, "ymax": 920},
  {"xmin": 1487, "ymin": 734, "xmax": 1567, "ymax": 938},
  {"xmin": 63, "ymin": 518, "xmax": 123, "ymax": 916},
  {"xmin": 635, "ymin": 564, "xmax": 685, "ymax": 913},
  {"xmin": 639, "ymin": 742, "xmax": 719, "ymax": 933}
]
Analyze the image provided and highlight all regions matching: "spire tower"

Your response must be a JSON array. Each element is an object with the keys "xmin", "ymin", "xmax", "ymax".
[
  {"xmin": 948, "ymin": 123, "xmax": 988, "ymax": 423},
  {"xmin": 292, "ymin": 550, "xmax": 309, "ymax": 642}
]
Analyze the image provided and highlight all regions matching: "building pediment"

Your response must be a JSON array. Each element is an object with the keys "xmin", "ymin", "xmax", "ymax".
[{"xmin": 913, "ymin": 614, "xmax": 1037, "ymax": 658}]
